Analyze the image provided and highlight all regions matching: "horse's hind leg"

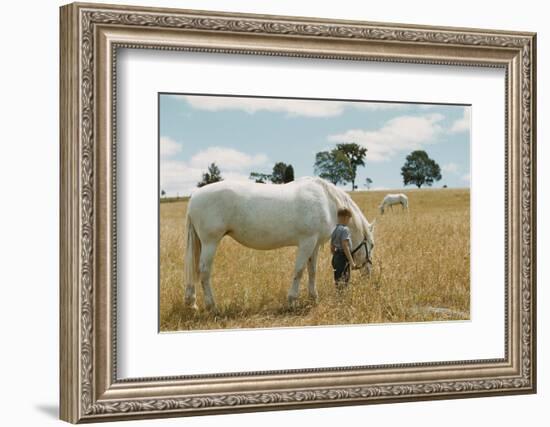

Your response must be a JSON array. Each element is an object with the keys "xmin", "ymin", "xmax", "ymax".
[
  {"xmin": 306, "ymin": 244, "xmax": 320, "ymax": 302},
  {"xmin": 288, "ymin": 237, "xmax": 317, "ymax": 305},
  {"xmin": 199, "ymin": 242, "xmax": 219, "ymax": 311},
  {"xmin": 184, "ymin": 285, "xmax": 197, "ymax": 310}
]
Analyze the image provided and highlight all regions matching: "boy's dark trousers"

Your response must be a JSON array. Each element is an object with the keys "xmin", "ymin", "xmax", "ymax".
[{"xmin": 331, "ymin": 250, "xmax": 350, "ymax": 287}]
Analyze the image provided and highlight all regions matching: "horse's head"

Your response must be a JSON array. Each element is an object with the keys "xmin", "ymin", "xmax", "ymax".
[{"xmin": 351, "ymin": 219, "xmax": 376, "ymax": 275}]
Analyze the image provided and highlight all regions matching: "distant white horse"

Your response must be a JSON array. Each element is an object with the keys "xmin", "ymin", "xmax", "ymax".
[
  {"xmin": 379, "ymin": 193, "xmax": 409, "ymax": 214},
  {"xmin": 183, "ymin": 177, "xmax": 375, "ymax": 310}
]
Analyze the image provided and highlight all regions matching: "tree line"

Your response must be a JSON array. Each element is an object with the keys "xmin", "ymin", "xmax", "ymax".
[
  {"xmin": 250, "ymin": 162, "xmax": 294, "ymax": 184},
  {"xmin": 161, "ymin": 144, "xmax": 442, "ymax": 196},
  {"xmin": 195, "ymin": 161, "xmax": 295, "ymax": 188},
  {"xmin": 313, "ymin": 143, "xmax": 441, "ymax": 190}
]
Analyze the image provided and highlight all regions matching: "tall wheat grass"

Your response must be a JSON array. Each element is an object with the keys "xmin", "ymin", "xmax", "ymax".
[{"xmin": 159, "ymin": 188, "xmax": 470, "ymax": 331}]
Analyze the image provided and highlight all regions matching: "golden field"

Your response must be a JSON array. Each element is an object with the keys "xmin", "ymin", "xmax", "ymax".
[{"xmin": 159, "ymin": 188, "xmax": 470, "ymax": 332}]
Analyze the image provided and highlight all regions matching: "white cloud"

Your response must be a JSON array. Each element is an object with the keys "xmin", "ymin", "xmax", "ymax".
[
  {"xmin": 160, "ymin": 136, "xmax": 182, "ymax": 158},
  {"xmin": 327, "ymin": 113, "xmax": 445, "ymax": 162},
  {"xmin": 449, "ymin": 108, "xmax": 471, "ymax": 133},
  {"xmin": 461, "ymin": 173, "xmax": 471, "ymax": 183},
  {"xmin": 442, "ymin": 162, "xmax": 459, "ymax": 174},
  {"xmin": 160, "ymin": 146, "xmax": 269, "ymax": 196},
  {"xmin": 221, "ymin": 171, "xmax": 256, "ymax": 182},
  {"xmin": 189, "ymin": 147, "xmax": 268, "ymax": 171},
  {"xmin": 174, "ymin": 95, "xmax": 406, "ymax": 118},
  {"xmin": 352, "ymin": 102, "xmax": 408, "ymax": 112},
  {"xmin": 161, "ymin": 161, "xmax": 202, "ymax": 196},
  {"xmin": 183, "ymin": 96, "xmax": 343, "ymax": 117}
]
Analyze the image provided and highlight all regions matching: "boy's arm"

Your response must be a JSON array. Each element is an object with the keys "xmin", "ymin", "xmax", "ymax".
[{"xmin": 342, "ymin": 240, "xmax": 356, "ymax": 269}]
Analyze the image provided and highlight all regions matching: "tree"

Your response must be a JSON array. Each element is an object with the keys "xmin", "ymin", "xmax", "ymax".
[
  {"xmin": 197, "ymin": 163, "xmax": 223, "ymax": 187},
  {"xmin": 365, "ymin": 177, "xmax": 373, "ymax": 190},
  {"xmin": 271, "ymin": 162, "xmax": 288, "ymax": 184},
  {"xmin": 250, "ymin": 162, "xmax": 294, "ymax": 184},
  {"xmin": 314, "ymin": 149, "xmax": 353, "ymax": 186},
  {"xmin": 283, "ymin": 164, "xmax": 294, "ymax": 183},
  {"xmin": 161, "ymin": 189, "xmax": 166, "ymax": 197},
  {"xmin": 335, "ymin": 143, "xmax": 367, "ymax": 190},
  {"xmin": 249, "ymin": 172, "xmax": 271, "ymax": 183},
  {"xmin": 400, "ymin": 150, "xmax": 442, "ymax": 188}
]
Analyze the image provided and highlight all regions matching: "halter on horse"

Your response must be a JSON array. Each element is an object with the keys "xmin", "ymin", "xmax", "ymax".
[{"xmin": 351, "ymin": 236, "xmax": 372, "ymax": 269}]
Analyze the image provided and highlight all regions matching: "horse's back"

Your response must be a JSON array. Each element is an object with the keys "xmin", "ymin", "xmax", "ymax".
[
  {"xmin": 187, "ymin": 179, "xmax": 333, "ymax": 248},
  {"xmin": 383, "ymin": 193, "xmax": 407, "ymax": 200}
]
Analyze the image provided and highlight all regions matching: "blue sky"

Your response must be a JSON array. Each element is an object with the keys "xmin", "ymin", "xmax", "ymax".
[{"xmin": 159, "ymin": 94, "xmax": 470, "ymax": 196}]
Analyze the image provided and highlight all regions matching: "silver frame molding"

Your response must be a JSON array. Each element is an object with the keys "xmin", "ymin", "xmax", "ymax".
[{"xmin": 60, "ymin": 2, "xmax": 536, "ymax": 423}]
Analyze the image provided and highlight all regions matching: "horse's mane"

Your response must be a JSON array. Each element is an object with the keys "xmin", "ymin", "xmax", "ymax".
[{"xmin": 301, "ymin": 177, "xmax": 370, "ymax": 236}]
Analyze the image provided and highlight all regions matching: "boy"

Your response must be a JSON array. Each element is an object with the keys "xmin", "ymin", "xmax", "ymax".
[{"xmin": 330, "ymin": 207, "xmax": 356, "ymax": 289}]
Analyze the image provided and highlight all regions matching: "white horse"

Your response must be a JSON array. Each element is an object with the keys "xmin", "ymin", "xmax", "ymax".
[
  {"xmin": 379, "ymin": 193, "xmax": 409, "ymax": 214},
  {"xmin": 183, "ymin": 176, "xmax": 375, "ymax": 310}
]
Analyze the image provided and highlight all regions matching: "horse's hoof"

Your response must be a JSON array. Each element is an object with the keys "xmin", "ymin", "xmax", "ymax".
[
  {"xmin": 184, "ymin": 300, "xmax": 199, "ymax": 311},
  {"xmin": 308, "ymin": 294, "xmax": 319, "ymax": 305},
  {"xmin": 287, "ymin": 295, "xmax": 298, "ymax": 308},
  {"xmin": 205, "ymin": 304, "xmax": 219, "ymax": 315}
]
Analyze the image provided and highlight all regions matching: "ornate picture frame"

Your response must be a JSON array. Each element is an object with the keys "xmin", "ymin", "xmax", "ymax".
[{"xmin": 60, "ymin": 2, "xmax": 536, "ymax": 423}]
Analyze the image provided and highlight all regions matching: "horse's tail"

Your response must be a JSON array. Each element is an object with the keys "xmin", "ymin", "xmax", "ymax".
[{"xmin": 184, "ymin": 213, "xmax": 201, "ymax": 287}]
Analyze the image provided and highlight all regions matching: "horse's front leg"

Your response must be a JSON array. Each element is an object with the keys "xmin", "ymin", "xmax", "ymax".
[
  {"xmin": 307, "ymin": 244, "xmax": 321, "ymax": 302},
  {"xmin": 288, "ymin": 237, "xmax": 317, "ymax": 305}
]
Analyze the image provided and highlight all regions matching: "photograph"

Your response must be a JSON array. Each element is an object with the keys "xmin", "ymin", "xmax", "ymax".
[{"xmin": 159, "ymin": 94, "xmax": 471, "ymax": 332}]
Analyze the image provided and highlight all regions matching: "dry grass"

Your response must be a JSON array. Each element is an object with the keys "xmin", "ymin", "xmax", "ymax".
[{"xmin": 159, "ymin": 188, "xmax": 470, "ymax": 331}]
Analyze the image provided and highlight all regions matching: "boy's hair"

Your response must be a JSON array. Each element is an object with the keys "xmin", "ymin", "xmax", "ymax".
[{"xmin": 337, "ymin": 207, "xmax": 352, "ymax": 218}]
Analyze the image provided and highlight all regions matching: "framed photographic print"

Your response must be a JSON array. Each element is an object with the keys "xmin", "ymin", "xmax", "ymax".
[{"xmin": 59, "ymin": 2, "xmax": 537, "ymax": 423}]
